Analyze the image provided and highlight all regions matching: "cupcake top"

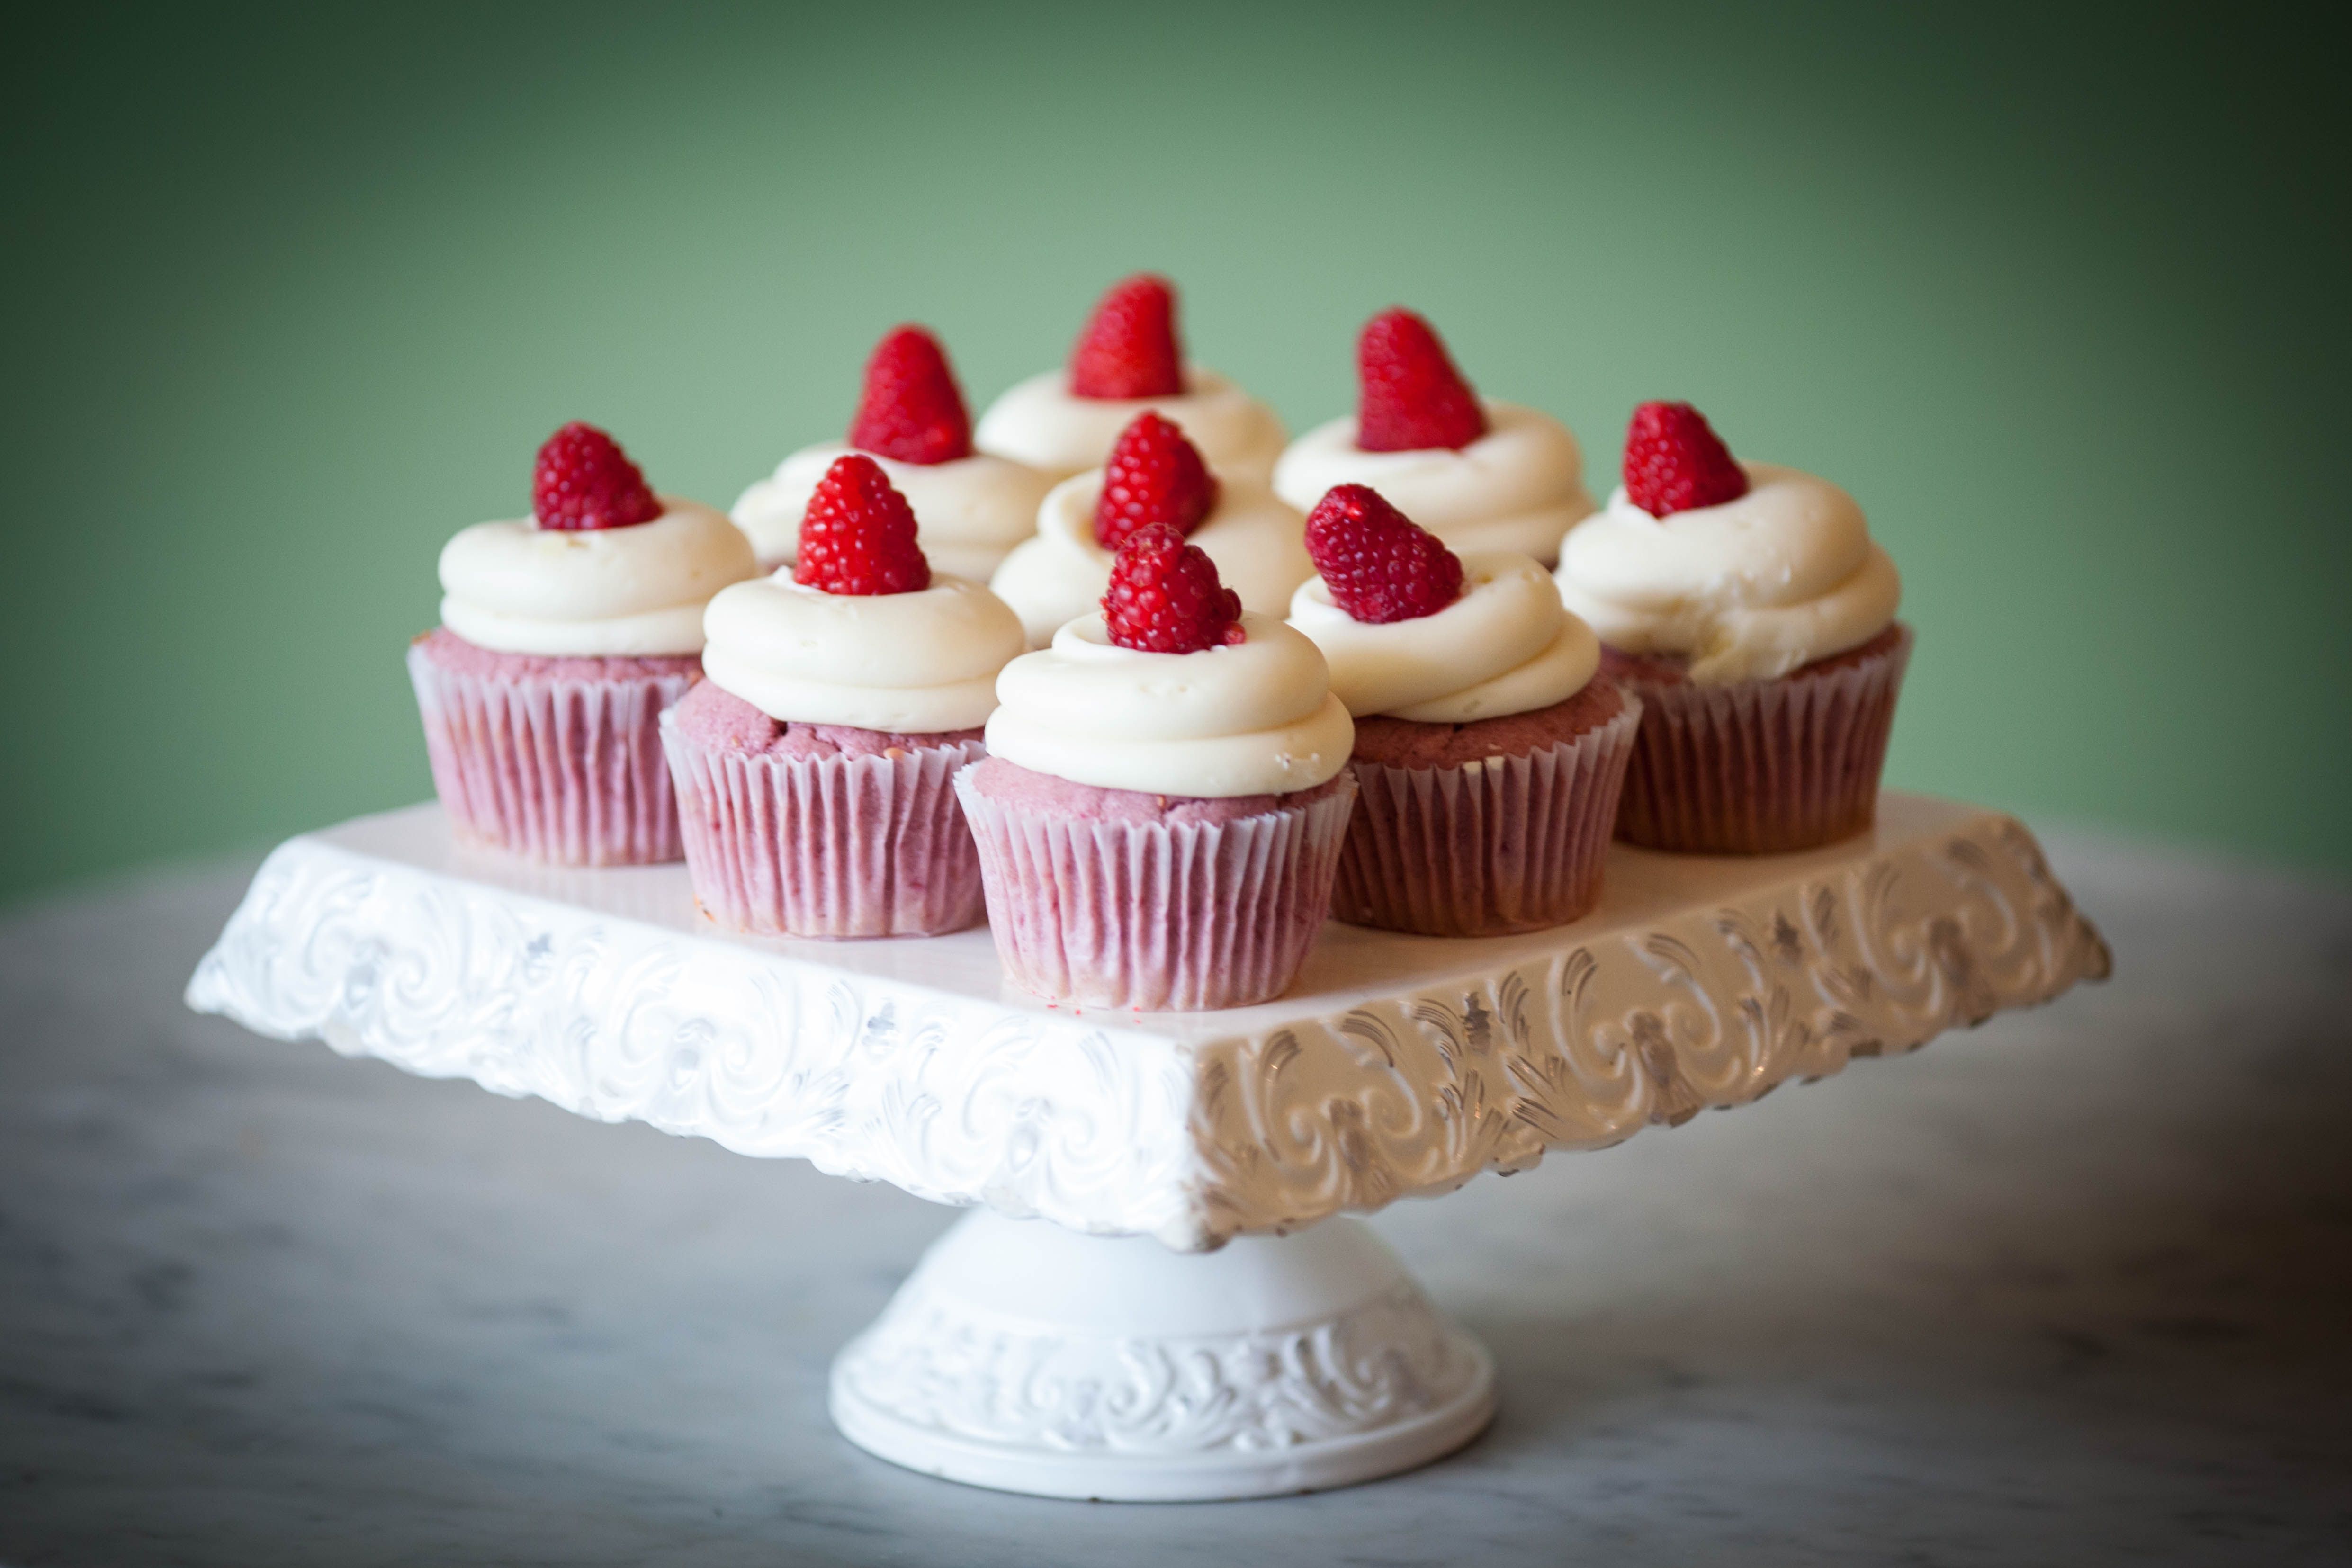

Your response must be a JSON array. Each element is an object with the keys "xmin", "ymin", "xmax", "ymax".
[
  {"xmin": 987, "ymin": 524, "xmax": 1353, "ymax": 797},
  {"xmin": 989, "ymin": 412, "xmax": 1313, "ymax": 647},
  {"xmin": 1555, "ymin": 402, "xmax": 1901, "ymax": 684},
  {"xmin": 700, "ymin": 455, "xmax": 1024, "ymax": 733},
  {"xmin": 972, "ymin": 275, "xmax": 1287, "ymax": 483},
  {"xmin": 439, "ymin": 422, "xmax": 755, "ymax": 657},
  {"xmin": 732, "ymin": 326, "xmax": 1054, "ymax": 580},
  {"xmin": 1272, "ymin": 309, "xmax": 1595, "ymax": 561},
  {"xmin": 1288, "ymin": 485, "xmax": 1599, "ymax": 722}
]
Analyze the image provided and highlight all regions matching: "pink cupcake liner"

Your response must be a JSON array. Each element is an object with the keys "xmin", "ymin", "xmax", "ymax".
[
  {"xmin": 955, "ymin": 773, "xmax": 1359, "ymax": 1012},
  {"xmin": 661, "ymin": 714, "xmax": 987, "ymax": 939},
  {"xmin": 406, "ymin": 643, "xmax": 691, "ymax": 865},
  {"xmin": 1333, "ymin": 695, "xmax": 1642, "ymax": 937},
  {"xmin": 1611, "ymin": 624, "xmax": 1913, "ymax": 854}
]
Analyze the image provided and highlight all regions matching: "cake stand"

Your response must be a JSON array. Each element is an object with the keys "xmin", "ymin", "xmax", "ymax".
[{"xmin": 185, "ymin": 792, "xmax": 2108, "ymax": 1501}]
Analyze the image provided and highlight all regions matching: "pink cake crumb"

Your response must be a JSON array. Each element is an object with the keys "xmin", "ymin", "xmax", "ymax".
[
  {"xmin": 412, "ymin": 626, "xmax": 700, "ymax": 682},
  {"xmin": 964, "ymin": 756, "xmax": 1350, "ymax": 827},
  {"xmin": 1349, "ymin": 678, "xmax": 1627, "ymax": 771},
  {"xmin": 671, "ymin": 676, "xmax": 984, "ymax": 761}
]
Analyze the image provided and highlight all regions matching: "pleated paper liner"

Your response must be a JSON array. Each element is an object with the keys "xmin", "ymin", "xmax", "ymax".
[
  {"xmin": 662, "ymin": 716, "xmax": 987, "ymax": 939},
  {"xmin": 1608, "ymin": 623, "xmax": 1912, "ymax": 854},
  {"xmin": 1333, "ymin": 693, "xmax": 1641, "ymax": 937},
  {"xmin": 957, "ymin": 771, "xmax": 1358, "ymax": 1012},
  {"xmin": 406, "ymin": 639, "xmax": 693, "ymax": 866}
]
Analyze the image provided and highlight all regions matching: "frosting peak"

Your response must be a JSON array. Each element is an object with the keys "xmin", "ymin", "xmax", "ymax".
[
  {"xmin": 1554, "ymin": 462, "xmax": 1901, "ymax": 684},
  {"xmin": 1291, "ymin": 550, "xmax": 1598, "ymax": 722},
  {"xmin": 731, "ymin": 445, "xmax": 1053, "ymax": 582},
  {"xmin": 973, "ymin": 366, "xmax": 1288, "ymax": 484},
  {"xmin": 700, "ymin": 571, "xmax": 1024, "ymax": 733},
  {"xmin": 989, "ymin": 470, "xmax": 1313, "ymax": 647},
  {"xmin": 438, "ymin": 499, "xmax": 755, "ymax": 657},
  {"xmin": 1273, "ymin": 401, "xmax": 1595, "ymax": 562},
  {"xmin": 986, "ymin": 613, "xmax": 1354, "ymax": 797}
]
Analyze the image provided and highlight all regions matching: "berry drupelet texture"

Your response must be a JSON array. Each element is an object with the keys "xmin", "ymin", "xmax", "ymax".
[
  {"xmin": 1070, "ymin": 274, "xmax": 1185, "ymax": 401},
  {"xmin": 1102, "ymin": 522, "xmax": 1245, "ymax": 654},
  {"xmin": 532, "ymin": 422, "xmax": 662, "ymax": 531},
  {"xmin": 1621, "ymin": 401, "xmax": 1750, "ymax": 518},
  {"xmin": 795, "ymin": 454, "xmax": 933, "ymax": 595},
  {"xmin": 1094, "ymin": 411, "xmax": 1219, "ymax": 551},
  {"xmin": 849, "ymin": 325, "xmax": 973, "ymax": 466},
  {"xmin": 1303, "ymin": 484, "xmax": 1465, "ymax": 623},
  {"xmin": 1356, "ymin": 309, "xmax": 1488, "ymax": 454}
]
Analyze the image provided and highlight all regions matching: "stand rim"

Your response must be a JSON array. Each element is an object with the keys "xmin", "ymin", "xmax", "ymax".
[
  {"xmin": 829, "ymin": 1334, "xmax": 1497, "ymax": 1503},
  {"xmin": 826, "ymin": 1211, "xmax": 1499, "ymax": 1501}
]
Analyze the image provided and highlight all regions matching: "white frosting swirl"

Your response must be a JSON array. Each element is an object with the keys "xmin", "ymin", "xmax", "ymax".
[
  {"xmin": 1554, "ymin": 462, "xmax": 1902, "ymax": 684},
  {"xmin": 1272, "ymin": 402, "xmax": 1597, "ymax": 563},
  {"xmin": 987, "ymin": 613, "xmax": 1353, "ymax": 797},
  {"xmin": 438, "ymin": 499, "xmax": 756, "ymax": 657},
  {"xmin": 1289, "ymin": 550, "xmax": 1599, "ymax": 723},
  {"xmin": 987, "ymin": 472, "xmax": 1315, "ymax": 648},
  {"xmin": 700, "ymin": 571, "xmax": 1025, "ymax": 733},
  {"xmin": 730, "ymin": 444, "xmax": 1055, "ymax": 581},
  {"xmin": 973, "ymin": 367, "xmax": 1288, "ymax": 484}
]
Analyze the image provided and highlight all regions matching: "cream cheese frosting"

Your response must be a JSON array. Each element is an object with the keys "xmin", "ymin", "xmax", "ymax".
[
  {"xmin": 1279, "ymin": 402, "xmax": 1590, "ymax": 566},
  {"xmin": 973, "ymin": 367, "xmax": 1288, "ymax": 484},
  {"xmin": 731, "ymin": 445, "xmax": 1055, "ymax": 581},
  {"xmin": 987, "ymin": 613, "xmax": 1354, "ymax": 797},
  {"xmin": 1272, "ymin": 402, "xmax": 1596, "ymax": 563},
  {"xmin": 988, "ymin": 472, "xmax": 1313, "ymax": 647},
  {"xmin": 699, "ymin": 571, "xmax": 1025, "ymax": 733},
  {"xmin": 1289, "ymin": 550, "xmax": 1599, "ymax": 723},
  {"xmin": 1554, "ymin": 462, "xmax": 1901, "ymax": 684},
  {"xmin": 438, "ymin": 499, "xmax": 757, "ymax": 657}
]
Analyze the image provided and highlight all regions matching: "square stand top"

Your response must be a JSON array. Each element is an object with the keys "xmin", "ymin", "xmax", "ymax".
[{"xmin": 188, "ymin": 794, "xmax": 2107, "ymax": 1250}]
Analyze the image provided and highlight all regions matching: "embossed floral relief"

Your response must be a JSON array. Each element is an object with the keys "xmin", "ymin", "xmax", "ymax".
[
  {"xmin": 834, "ymin": 1280, "xmax": 1485, "ymax": 1453},
  {"xmin": 190, "ymin": 812, "xmax": 2106, "ymax": 1252}
]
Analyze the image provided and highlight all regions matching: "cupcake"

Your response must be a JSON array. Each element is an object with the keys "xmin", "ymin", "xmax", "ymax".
[
  {"xmin": 410, "ymin": 422, "xmax": 757, "ymax": 865},
  {"xmin": 1289, "ymin": 485, "xmax": 1639, "ymax": 936},
  {"xmin": 1555, "ymin": 402, "xmax": 1909, "ymax": 854},
  {"xmin": 731, "ymin": 325, "xmax": 1053, "ymax": 581},
  {"xmin": 961, "ymin": 524, "xmax": 1356, "ymax": 1011},
  {"xmin": 989, "ymin": 410, "xmax": 1312, "ymax": 647},
  {"xmin": 664, "ymin": 455, "xmax": 1025, "ymax": 937},
  {"xmin": 1273, "ymin": 308, "xmax": 1597, "ymax": 565},
  {"xmin": 972, "ymin": 274, "xmax": 1288, "ymax": 484}
]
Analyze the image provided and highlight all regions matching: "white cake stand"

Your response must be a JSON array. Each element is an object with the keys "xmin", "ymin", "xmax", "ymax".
[{"xmin": 186, "ymin": 793, "xmax": 2107, "ymax": 1501}]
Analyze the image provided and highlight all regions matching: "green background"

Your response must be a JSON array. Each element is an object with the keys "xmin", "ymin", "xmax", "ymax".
[{"xmin": 4, "ymin": 2, "xmax": 2345, "ymax": 905}]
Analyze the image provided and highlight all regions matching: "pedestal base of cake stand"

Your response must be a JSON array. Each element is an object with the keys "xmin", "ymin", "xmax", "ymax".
[{"xmin": 827, "ymin": 1210, "xmax": 1496, "ymax": 1502}]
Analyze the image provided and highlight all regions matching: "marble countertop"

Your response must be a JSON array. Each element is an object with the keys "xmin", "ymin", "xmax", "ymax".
[{"xmin": 1, "ymin": 826, "xmax": 2345, "ymax": 1566}]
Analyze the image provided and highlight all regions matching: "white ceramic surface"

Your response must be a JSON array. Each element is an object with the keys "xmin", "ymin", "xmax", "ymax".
[
  {"xmin": 184, "ymin": 793, "xmax": 2109, "ymax": 1253},
  {"xmin": 828, "ymin": 1210, "xmax": 1496, "ymax": 1499}
]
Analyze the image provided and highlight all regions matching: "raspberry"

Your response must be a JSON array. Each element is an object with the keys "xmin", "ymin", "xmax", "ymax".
[
  {"xmin": 1303, "ymin": 484, "xmax": 1464, "ymax": 623},
  {"xmin": 1102, "ymin": 522, "xmax": 1244, "ymax": 654},
  {"xmin": 1622, "ymin": 401, "xmax": 1749, "ymax": 517},
  {"xmin": 794, "ymin": 455, "xmax": 932, "ymax": 595},
  {"xmin": 1094, "ymin": 412, "xmax": 1219, "ymax": 551},
  {"xmin": 1356, "ymin": 308, "xmax": 1487, "ymax": 453},
  {"xmin": 848, "ymin": 324, "xmax": 973, "ymax": 466},
  {"xmin": 1069, "ymin": 274, "xmax": 1185, "ymax": 400},
  {"xmin": 531, "ymin": 421, "xmax": 661, "ymax": 530}
]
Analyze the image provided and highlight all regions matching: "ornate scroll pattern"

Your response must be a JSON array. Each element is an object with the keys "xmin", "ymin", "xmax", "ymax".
[
  {"xmin": 189, "ymin": 806, "xmax": 2107, "ymax": 1251},
  {"xmin": 1185, "ymin": 814, "xmax": 2110, "ymax": 1238},
  {"xmin": 186, "ymin": 836, "xmax": 1200, "ymax": 1242},
  {"xmin": 832, "ymin": 1281, "xmax": 1484, "ymax": 1454}
]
